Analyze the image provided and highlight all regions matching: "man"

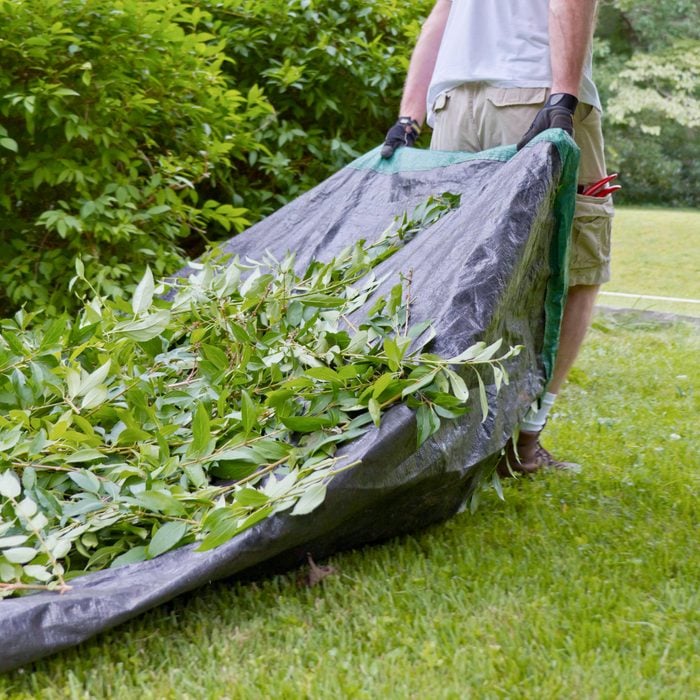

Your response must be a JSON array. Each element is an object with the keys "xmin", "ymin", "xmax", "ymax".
[{"xmin": 381, "ymin": 0, "xmax": 614, "ymax": 475}]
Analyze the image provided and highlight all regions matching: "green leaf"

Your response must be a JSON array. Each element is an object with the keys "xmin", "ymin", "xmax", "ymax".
[
  {"xmin": 291, "ymin": 482, "xmax": 327, "ymax": 516},
  {"xmin": 0, "ymin": 470, "xmax": 22, "ymax": 499},
  {"xmin": 445, "ymin": 369, "xmax": 469, "ymax": 402},
  {"xmin": 474, "ymin": 339, "xmax": 503, "ymax": 362},
  {"xmin": 145, "ymin": 205, "xmax": 171, "ymax": 217},
  {"xmin": 474, "ymin": 372, "xmax": 490, "ymax": 422},
  {"xmin": 286, "ymin": 300, "xmax": 304, "ymax": 326},
  {"xmin": 2, "ymin": 329, "xmax": 26, "ymax": 355},
  {"xmin": 383, "ymin": 337, "xmax": 402, "ymax": 371},
  {"xmin": 190, "ymin": 403, "xmax": 212, "ymax": 457},
  {"xmin": 298, "ymin": 294, "xmax": 344, "ymax": 308},
  {"xmin": 252, "ymin": 440, "xmax": 290, "ymax": 462},
  {"xmin": 131, "ymin": 266, "xmax": 155, "ymax": 315},
  {"xmin": 210, "ymin": 446, "xmax": 260, "ymax": 463},
  {"xmin": 281, "ymin": 415, "xmax": 336, "ymax": 433},
  {"xmin": 210, "ymin": 461, "xmax": 258, "ymax": 481},
  {"xmin": 197, "ymin": 512, "xmax": 240, "ymax": 551},
  {"xmin": 262, "ymin": 471, "xmax": 298, "ymax": 499},
  {"xmin": 416, "ymin": 404, "xmax": 440, "ymax": 447},
  {"xmin": 401, "ymin": 369, "xmax": 438, "ymax": 399},
  {"xmin": 234, "ymin": 504, "xmax": 273, "ymax": 533},
  {"xmin": 116, "ymin": 426, "xmax": 152, "ymax": 445},
  {"xmin": 371, "ymin": 372, "xmax": 395, "ymax": 399},
  {"xmin": 0, "ymin": 427, "xmax": 23, "ymax": 452},
  {"xmin": 491, "ymin": 470, "xmax": 505, "ymax": 501},
  {"xmin": 113, "ymin": 309, "xmax": 171, "ymax": 342},
  {"xmin": 184, "ymin": 463, "xmax": 207, "ymax": 488},
  {"xmin": 493, "ymin": 365, "xmax": 506, "ymax": 393},
  {"xmin": 16, "ymin": 497, "xmax": 37, "ymax": 519},
  {"xmin": 147, "ymin": 521, "xmax": 188, "ymax": 559},
  {"xmin": 368, "ymin": 398, "xmax": 381, "ymax": 427},
  {"xmin": 346, "ymin": 330, "xmax": 369, "ymax": 353},
  {"xmin": 0, "ymin": 137, "xmax": 18, "ymax": 152},
  {"xmin": 407, "ymin": 319, "xmax": 433, "ymax": 342},
  {"xmin": 81, "ymin": 386, "xmax": 107, "ymax": 410},
  {"xmin": 39, "ymin": 317, "xmax": 69, "ymax": 350},
  {"xmin": 305, "ymin": 367, "xmax": 342, "ymax": 384},
  {"xmin": 53, "ymin": 87, "xmax": 80, "ymax": 97},
  {"xmin": 433, "ymin": 404, "xmax": 468, "ymax": 420},
  {"xmin": 134, "ymin": 491, "xmax": 186, "ymax": 517},
  {"xmin": 240, "ymin": 390, "xmax": 257, "ymax": 435},
  {"xmin": 63, "ymin": 496, "xmax": 103, "ymax": 518},
  {"xmin": 69, "ymin": 321, "xmax": 99, "ymax": 346},
  {"xmin": 111, "ymin": 546, "xmax": 148, "ymax": 568},
  {"xmin": 65, "ymin": 449, "xmax": 106, "ymax": 464},
  {"xmin": 23, "ymin": 564, "xmax": 52, "ymax": 582},
  {"xmin": 235, "ymin": 488, "xmax": 270, "ymax": 507},
  {"xmin": 0, "ymin": 535, "xmax": 29, "ymax": 548},
  {"xmin": 0, "ymin": 561, "xmax": 16, "ymax": 582},
  {"xmin": 447, "ymin": 342, "xmax": 486, "ymax": 364},
  {"xmin": 3, "ymin": 547, "xmax": 37, "ymax": 564},
  {"xmin": 200, "ymin": 344, "xmax": 229, "ymax": 372},
  {"xmin": 227, "ymin": 323, "xmax": 252, "ymax": 344},
  {"xmin": 67, "ymin": 470, "xmax": 101, "ymax": 493}
]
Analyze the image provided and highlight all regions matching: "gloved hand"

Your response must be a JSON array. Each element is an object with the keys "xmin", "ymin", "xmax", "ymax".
[
  {"xmin": 380, "ymin": 117, "xmax": 421, "ymax": 159},
  {"xmin": 516, "ymin": 93, "xmax": 579, "ymax": 150}
]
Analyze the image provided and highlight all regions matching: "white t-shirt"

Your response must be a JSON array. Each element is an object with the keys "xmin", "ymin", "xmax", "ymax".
[{"xmin": 427, "ymin": 0, "xmax": 601, "ymax": 126}]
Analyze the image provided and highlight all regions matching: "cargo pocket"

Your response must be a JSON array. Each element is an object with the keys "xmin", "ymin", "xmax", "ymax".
[
  {"xmin": 431, "ymin": 89, "xmax": 467, "ymax": 151},
  {"xmin": 482, "ymin": 87, "xmax": 548, "ymax": 149},
  {"xmin": 484, "ymin": 86, "xmax": 548, "ymax": 109},
  {"xmin": 570, "ymin": 194, "xmax": 615, "ymax": 286}
]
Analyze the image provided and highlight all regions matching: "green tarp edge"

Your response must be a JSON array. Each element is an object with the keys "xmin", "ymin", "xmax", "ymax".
[
  {"xmin": 530, "ymin": 131, "xmax": 578, "ymax": 381},
  {"xmin": 348, "ymin": 142, "xmax": 515, "ymax": 173}
]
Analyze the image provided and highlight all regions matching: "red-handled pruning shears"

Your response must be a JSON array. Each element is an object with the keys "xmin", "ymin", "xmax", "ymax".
[{"xmin": 580, "ymin": 173, "xmax": 621, "ymax": 197}]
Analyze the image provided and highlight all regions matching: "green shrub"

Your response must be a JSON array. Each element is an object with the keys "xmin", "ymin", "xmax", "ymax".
[
  {"xmin": 205, "ymin": 0, "xmax": 429, "ymax": 216},
  {"xmin": 0, "ymin": 0, "xmax": 272, "ymax": 315},
  {"xmin": 0, "ymin": 0, "xmax": 432, "ymax": 317}
]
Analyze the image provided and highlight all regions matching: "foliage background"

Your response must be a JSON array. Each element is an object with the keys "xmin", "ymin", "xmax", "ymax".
[
  {"xmin": 596, "ymin": 0, "xmax": 700, "ymax": 207},
  {"xmin": 0, "ymin": 0, "xmax": 697, "ymax": 317}
]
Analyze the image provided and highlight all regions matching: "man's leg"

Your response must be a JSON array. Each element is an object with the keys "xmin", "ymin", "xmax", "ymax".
[
  {"xmin": 498, "ymin": 282, "xmax": 603, "ymax": 476},
  {"xmin": 547, "ymin": 283, "xmax": 599, "ymax": 394}
]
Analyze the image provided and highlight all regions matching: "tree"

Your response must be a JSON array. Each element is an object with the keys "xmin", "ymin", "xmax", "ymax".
[{"xmin": 595, "ymin": 0, "xmax": 700, "ymax": 205}]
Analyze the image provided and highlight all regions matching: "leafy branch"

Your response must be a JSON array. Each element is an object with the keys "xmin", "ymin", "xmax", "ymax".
[{"xmin": 0, "ymin": 194, "xmax": 519, "ymax": 595}]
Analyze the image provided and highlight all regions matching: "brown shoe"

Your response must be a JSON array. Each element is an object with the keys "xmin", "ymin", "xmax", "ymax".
[{"xmin": 495, "ymin": 430, "xmax": 580, "ymax": 477}]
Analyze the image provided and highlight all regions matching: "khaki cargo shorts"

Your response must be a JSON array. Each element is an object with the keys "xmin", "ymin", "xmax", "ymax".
[{"xmin": 430, "ymin": 83, "xmax": 613, "ymax": 287}]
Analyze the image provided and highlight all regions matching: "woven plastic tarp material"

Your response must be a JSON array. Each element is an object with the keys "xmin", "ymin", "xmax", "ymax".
[{"xmin": 0, "ymin": 131, "xmax": 578, "ymax": 671}]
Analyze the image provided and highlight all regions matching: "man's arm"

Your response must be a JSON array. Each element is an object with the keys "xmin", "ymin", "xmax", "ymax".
[
  {"xmin": 380, "ymin": 0, "xmax": 451, "ymax": 158},
  {"xmin": 517, "ymin": 0, "xmax": 598, "ymax": 149},
  {"xmin": 398, "ymin": 0, "xmax": 452, "ymax": 126},
  {"xmin": 549, "ymin": 0, "xmax": 599, "ymax": 97}
]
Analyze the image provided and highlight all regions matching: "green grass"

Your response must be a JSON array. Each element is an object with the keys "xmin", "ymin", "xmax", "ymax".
[
  {"xmin": 599, "ymin": 207, "xmax": 700, "ymax": 317},
  {"xmin": 1, "ymin": 315, "xmax": 698, "ymax": 699}
]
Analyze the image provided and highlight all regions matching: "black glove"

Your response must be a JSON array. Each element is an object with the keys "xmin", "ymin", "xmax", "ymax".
[
  {"xmin": 380, "ymin": 117, "xmax": 421, "ymax": 159},
  {"xmin": 516, "ymin": 93, "xmax": 578, "ymax": 151}
]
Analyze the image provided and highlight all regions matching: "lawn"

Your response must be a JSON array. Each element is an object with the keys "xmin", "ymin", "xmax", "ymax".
[
  {"xmin": 2, "ymin": 206, "xmax": 698, "ymax": 698},
  {"xmin": 1, "ymin": 314, "xmax": 698, "ymax": 697},
  {"xmin": 599, "ymin": 207, "xmax": 700, "ymax": 317}
]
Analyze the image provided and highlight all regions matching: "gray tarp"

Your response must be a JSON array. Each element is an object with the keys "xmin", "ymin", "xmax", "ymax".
[{"xmin": 0, "ymin": 131, "xmax": 578, "ymax": 671}]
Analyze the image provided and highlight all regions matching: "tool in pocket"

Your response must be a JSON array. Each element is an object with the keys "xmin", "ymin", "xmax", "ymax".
[{"xmin": 579, "ymin": 173, "xmax": 621, "ymax": 197}]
